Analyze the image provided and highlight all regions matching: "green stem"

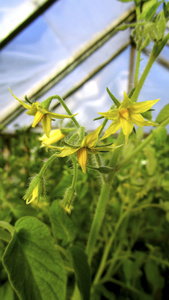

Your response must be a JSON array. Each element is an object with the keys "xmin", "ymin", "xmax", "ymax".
[
  {"xmin": 116, "ymin": 116, "xmax": 169, "ymax": 172},
  {"xmin": 94, "ymin": 194, "xmax": 140, "ymax": 284},
  {"xmin": 93, "ymin": 210, "xmax": 128, "ymax": 283},
  {"xmin": 134, "ymin": 50, "xmax": 141, "ymax": 86},
  {"xmin": 99, "ymin": 118, "xmax": 109, "ymax": 137},
  {"xmin": 131, "ymin": 34, "xmax": 169, "ymax": 102},
  {"xmin": 108, "ymin": 130, "xmax": 124, "ymax": 170},
  {"xmin": 86, "ymin": 183, "xmax": 111, "ymax": 264},
  {"xmin": 94, "ymin": 154, "xmax": 106, "ymax": 184},
  {"xmin": 46, "ymin": 95, "xmax": 80, "ymax": 128},
  {"xmin": 131, "ymin": 52, "xmax": 155, "ymax": 102},
  {"xmin": 98, "ymin": 277, "xmax": 145, "ymax": 297},
  {"xmin": 39, "ymin": 153, "xmax": 58, "ymax": 177},
  {"xmin": 71, "ymin": 156, "xmax": 78, "ymax": 189}
]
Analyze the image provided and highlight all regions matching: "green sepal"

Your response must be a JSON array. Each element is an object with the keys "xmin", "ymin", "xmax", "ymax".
[
  {"xmin": 40, "ymin": 97, "xmax": 53, "ymax": 109},
  {"xmin": 106, "ymin": 87, "xmax": 121, "ymax": 107},
  {"xmin": 128, "ymin": 87, "xmax": 136, "ymax": 98},
  {"xmin": 24, "ymin": 95, "xmax": 33, "ymax": 105},
  {"xmin": 93, "ymin": 116, "xmax": 104, "ymax": 121},
  {"xmin": 63, "ymin": 141, "xmax": 80, "ymax": 148},
  {"xmin": 87, "ymin": 165, "xmax": 114, "ymax": 174},
  {"xmin": 23, "ymin": 175, "xmax": 41, "ymax": 201},
  {"xmin": 152, "ymin": 32, "xmax": 169, "ymax": 58},
  {"xmin": 60, "ymin": 128, "xmax": 76, "ymax": 134}
]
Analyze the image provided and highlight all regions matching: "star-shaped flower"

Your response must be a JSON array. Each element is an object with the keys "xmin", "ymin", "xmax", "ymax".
[
  {"xmin": 43, "ymin": 125, "xmax": 120, "ymax": 173},
  {"xmin": 9, "ymin": 88, "xmax": 77, "ymax": 137},
  {"xmin": 39, "ymin": 129, "xmax": 66, "ymax": 147},
  {"xmin": 99, "ymin": 91, "xmax": 159, "ymax": 143}
]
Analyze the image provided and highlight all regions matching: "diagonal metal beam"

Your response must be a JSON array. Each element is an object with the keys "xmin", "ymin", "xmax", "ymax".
[
  {"xmin": 1, "ymin": 41, "xmax": 130, "ymax": 129},
  {"xmin": 0, "ymin": 0, "xmax": 59, "ymax": 48},
  {"xmin": 0, "ymin": 6, "xmax": 135, "ymax": 127}
]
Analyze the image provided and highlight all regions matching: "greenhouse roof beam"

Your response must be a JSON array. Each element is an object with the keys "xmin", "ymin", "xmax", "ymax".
[
  {"xmin": 1, "ymin": 41, "xmax": 130, "ymax": 129},
  {"xmin": 0, "ymin": 0, "xmax": 59, "ymax": 48},
  {"xmin": 0, "ymin": 6, "xmax": 135, "ymax": 127}
]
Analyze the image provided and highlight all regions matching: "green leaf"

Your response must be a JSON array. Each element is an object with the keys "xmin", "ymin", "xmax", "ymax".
[
  {"xmin": 2, "ymin": 216, "xmax": 67, "ymax": 300},
  {"xmin": 50, "ymin": 201, "xmax": 76, "ymax": 245},
  {"xmin": 156, "ymin": 103, "xmax": 169, "ymax": 123},
  {"xmin": 69, "ymin": 246, "xmax": 91, "ymax": 300},
  {"xmin": 153, "ymin": 126, "xmax": 167, "ymax": 147}
]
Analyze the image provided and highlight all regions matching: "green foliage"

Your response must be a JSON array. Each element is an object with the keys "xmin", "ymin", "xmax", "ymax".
[
  {"xmin": 1, "ymin": 131, "xmax": 169, "ymax": 299},
  {"xmin": 3, "ymin": 217, "xmax": 67, "ymax": 300},
  {"xmin": 50, "ymin": 201, "xmax": 76, "ymax": 246},
  {"xmin": 69, "ymin": 246, "xmax": 91, "ymax": 300}
]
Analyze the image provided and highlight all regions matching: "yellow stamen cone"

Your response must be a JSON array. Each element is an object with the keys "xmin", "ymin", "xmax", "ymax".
[{"xmin": 119, "ymin": 108, "xmax": 129, "ymax": 120}]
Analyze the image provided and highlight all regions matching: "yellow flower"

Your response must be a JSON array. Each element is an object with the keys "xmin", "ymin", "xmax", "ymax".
[
  {"xmin": 39, "ymin": 129, "xmax": 66, "ymax": 147},
  {"xmin": 9, "ymin": 88, "xmax": 77, "ymax": 137},
  {"xmin": 25, "ymin": 185, "xmax": 39, "ymax": 205},
  {"xmin": 99, "ymin": 91, "xmax": 159, "ymax": 143},
  {"xmin": 44, "ymin": 125, "xmax": 121, "ymax": 173}
]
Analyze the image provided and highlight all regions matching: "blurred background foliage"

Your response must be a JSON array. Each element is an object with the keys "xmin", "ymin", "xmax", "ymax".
[{"xmin": 0, "ymin": 127, "xmax": 169, "ymax": 299}]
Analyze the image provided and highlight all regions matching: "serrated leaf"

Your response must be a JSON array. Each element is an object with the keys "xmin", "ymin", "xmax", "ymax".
[
  {"xmin": 50, "ymin": 200, "xmax": 76, "ymax": 245},
  {"xmin": 3, "ymin": 217, "xmax": 67, "ymax": 300},
  {"xmin": 156, "ymin": 103, "xmax": 169, "ymax": 123},
  {"xmin": 69, "ymin": 246, "xmax": 91, "ymax": 300},
  {"xmin": 153, "ymin": 126, "xmax": 167, "ymax": 147}
]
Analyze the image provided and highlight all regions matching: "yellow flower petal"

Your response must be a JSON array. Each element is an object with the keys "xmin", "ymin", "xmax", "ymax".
[
  {"xmin": 58, "ymin": 148, "xmax": 79, "ymax": 157},
  {"xmin": 26, "ymin": 185, "xmax": 38, "ymax": 204},
  {"xmin": 130, "ymin": 99, "xmax": 159, "ymax": 113},
  {"xmin": 77, "ymin": 148, "xmax": 88, "ymax": 173},
  {"xmin": 49, "ymin": 112, "xmax": 78, "ymax": 119},
  {"xmin": 41, "ymin": 114, "xmax": 51, "ymax": 137},
  {"xmin": 98, "ymin": 109, "xmax": 119, "ymax": 120},
  {"xmin": 32, "ymin": 111, "xmax": 44, "ymax": 128},
  {"xmin": 130, "ymin": 113, "xmax": 148, "ymax": 126},
  {"xmin": 120, "ymin": 115, "xmax": 133, "ymax": 142},
  {"xmin": 9, "ymin": 88, "xmax": 31, "ymax": 110},
  {"xmin": 101, "ymin": 120, "xmax": 121, "ymax": 140},
  {"xmin": 121, "ymin": 91, "xmax": 133, "ymax": 109},
  {"xmin": 82, "ymin": 125, "xmax": 102, "ymax": 148},
  {"xmin": 39, "ymin": 129, "xmax": 65, "ymax": 146}
]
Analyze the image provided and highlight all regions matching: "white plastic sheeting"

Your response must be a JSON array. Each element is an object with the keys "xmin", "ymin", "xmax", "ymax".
[{"xmin": 0, "ymin": 0, "xmax": 169, "ymax": 132}]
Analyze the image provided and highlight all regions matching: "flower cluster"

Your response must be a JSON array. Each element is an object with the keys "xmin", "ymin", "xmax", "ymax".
[{"xmin": 10, "ymin": 88, "xmax": 159, "ymax": 204}]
